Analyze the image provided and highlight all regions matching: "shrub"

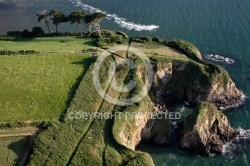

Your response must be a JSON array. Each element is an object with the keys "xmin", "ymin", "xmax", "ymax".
[
  {"xmin": 130, "ymin": 36, "xmax": 153, "ymax": 43},
  {"xmin": 0, "ymin": 121, "xmax": 44, "ymax": 129},
  {"xmin": 0, "ymin": 36, "xmax": 16, "ymax": 41},
  {"xmin": 114, "ymin": 31, "xmax": 129, "ymax": 39},
  {"xmin": 165, "ymin": 40, "xmax": 202, "ymax": 61},
  {"xmin": 22, "ymin": 29, "xmax": 33, "ymax": 38},
  {"xmin": 64, "ymin": 32, "xmax": 80, "ymax": 36},
  {"xmin": 7, "ymin": 31, "xmax": 22, "ymax": 36},
  {"xmin": 152, "ymin": 37, "xmax": 164, "ymax": 44},
  {"xmin": 101, "ymin": 30, "xmax": 116, "ymax": 38},
  {"xmin": 140, "ymin": 36, "xmax": 152, "ymax": 42},
  {"xmin": 0, "ymin": 50, "xmax": 38, "ymax": 55},
  {"xmin": 95, "ymin": 30, "xmax": 128, "ymax": 48},
  {"xmin": 32, "ymin": 26, "xmax": 45, "ymax": 37},
  {"xmin": 96, "ymin": 37, "xmax": 112, "ymax": 48}
]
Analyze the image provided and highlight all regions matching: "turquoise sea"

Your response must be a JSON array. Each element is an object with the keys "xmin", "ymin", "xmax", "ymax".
[{"xmin": 1, "ymin": 0, "xmax": 250, "ymax": 165}]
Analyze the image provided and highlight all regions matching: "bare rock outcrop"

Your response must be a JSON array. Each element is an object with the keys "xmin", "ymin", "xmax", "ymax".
[
  {"xmin": 179, "ymin": 102, "xmax": 239, "ymax": 154},
  {"xmin": 152, "ymin": 60, "xmax": 244, "ymax": 110}
]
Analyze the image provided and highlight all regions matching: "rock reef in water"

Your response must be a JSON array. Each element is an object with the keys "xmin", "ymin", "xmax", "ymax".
[{"xmin": 179, "ymin": 102, "xmax": 239, "ymax": 154}]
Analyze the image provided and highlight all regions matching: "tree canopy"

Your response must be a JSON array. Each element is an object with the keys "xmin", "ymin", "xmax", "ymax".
[
  {"xmin": 83, "ymin": 12, "xmax": 107, "ymax": 24},
  {"xmin": 68, "ymin": 11, "xmax": 87, "ymax": 35},
  {"xmin": 37, "ymin": 10, "xmax": 52, "ymax": 33},
  {"xmin": 84, "ymin": 12, "xmax": 107, "ymax": 37},
  {"xmin": 36, "ymin": 10, "xmax": 107, "ymax": 36},
  {"xmin": 49, "ymin": 10, "xmax": 67, "ymax": 33}
]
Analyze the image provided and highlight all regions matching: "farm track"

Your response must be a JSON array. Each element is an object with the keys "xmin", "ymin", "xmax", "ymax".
[
  {"xmin": 0, "ymin": 127, "xmax": 38, "ymax": 138},
  {"xmin": 0, "ymin": 132, "xmax": 36, "ymax": 138}
]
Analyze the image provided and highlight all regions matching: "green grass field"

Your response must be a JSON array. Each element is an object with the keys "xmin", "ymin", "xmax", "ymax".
[
  {"xmin": 0, "ymin": 54, "xmax": 91, "ymax": 122},
  {"xmin": 0, "ymin": 36, "xmax": 94, "ymax": 51}
]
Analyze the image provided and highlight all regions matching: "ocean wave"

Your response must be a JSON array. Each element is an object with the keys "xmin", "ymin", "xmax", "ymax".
[
  {"xmin": 237, "ymin": 128, "xmax": 250, "ymax": 139},
  {"xmin": 69, "ymin": 0, "xmax": 159, "ymax": 31},
  {"xmin": 204, "ymin": 54, "xmax": 235, "ymax": 64},
  {"xmin": 222, "ymin": 128, "xmax": 250, "ymax": 158},
  {"xmin": 219, "ymin": 91, "xmax": 247, "ymax": 111}
]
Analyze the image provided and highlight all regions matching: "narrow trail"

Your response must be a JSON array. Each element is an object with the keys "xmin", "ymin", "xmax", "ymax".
[
  {"xmin": 102, "ymin": 145, "xmax": 107, "ymax": 166},
  {"xmin": 66, "ymin": 119, "xmax": 96, "ymax": 166},
  {"xmin": 0, "ymin": 127, "xmax": 38, "ymax": 138},
  {"xmin": 17, "ymin": 129, "xmax": 43, "ymax": 166},
  {"xmin": 0, "ymin": 132, "xmax": 36, "ymax": 138}
]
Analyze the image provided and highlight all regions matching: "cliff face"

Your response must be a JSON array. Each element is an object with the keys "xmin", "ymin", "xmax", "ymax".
[
  {"xmin": 179, "ymin": 102, "xmax": 239, "ymax": 154},
  {"xmin": 207, "ymin": 79, "xmax": 243, "ymax": 110},
  {"xmin": 141, "ymin": 116, "xmax": 173, "ymax": 146},
  {"xmin": 117, "ymin": 110, "xmax": 150, "ymax": 150},
  {"xmin": 114, "ymin": 59, "xmax": 243, "ymax": 151},
  {"xmin": 112, "ymin": 40, "xmax": 244, "ymax": 156},
  {"xmin": 151, "ymin": 60, "xmax": 243, "ymax": 110}
]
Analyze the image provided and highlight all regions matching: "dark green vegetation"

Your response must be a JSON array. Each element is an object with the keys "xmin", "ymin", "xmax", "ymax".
[
  {"xmin": 36, "ymin": 9, "xmax": 106, "ymax": 36},
  {"xmin": 0, "ymin": 31, "xmax": 237, "ymax": 165},
  {"xmin": 0, "ymin": 136, "xmax": 29, "ymax": 165},
  {"xmin": 0, "ymin": 127, "xmax": 38, "ymax": 166},
  {"xmin": 0, "ymin": 36, "xmax": 94, "ymax": 51}
]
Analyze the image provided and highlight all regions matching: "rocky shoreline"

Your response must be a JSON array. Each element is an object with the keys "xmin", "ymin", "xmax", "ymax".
[
  {"xmin": 218, "ymin": 91, "xmax": 246, "ymax": 110},
  {"xmin": 138, "ymin": 56, "xmax": 245, "ymax": 155}
]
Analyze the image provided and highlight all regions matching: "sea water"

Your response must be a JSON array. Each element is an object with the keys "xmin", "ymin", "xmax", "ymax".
[{"xmin": 0, "ymin": 0, "xmax": 250, "ymax": 165}]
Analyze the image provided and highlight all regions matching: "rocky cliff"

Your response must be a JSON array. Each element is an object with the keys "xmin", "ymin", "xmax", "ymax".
[
  {"xmin": 141, "ymin": 115, "xmax": 173, "ymax": 146},
  {"xmin": 179, "ymin": 102, "xmax": 239, "ymax": 154},
  {"xmin": 113, "ymin": 41, "xmax": 244, "ymax": 152},
  {"xmin": 151, "ymin": 59, "xmax": 244, "ymax": 110}
]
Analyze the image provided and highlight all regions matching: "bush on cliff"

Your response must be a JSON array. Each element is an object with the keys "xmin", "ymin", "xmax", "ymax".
[
  {"xmin": 164, "ymin": 40, "xmax": 202, "ymax": 61},
  {"xmin": 95, "ymin": 30, "xmax": 129, "ymax": 48}
]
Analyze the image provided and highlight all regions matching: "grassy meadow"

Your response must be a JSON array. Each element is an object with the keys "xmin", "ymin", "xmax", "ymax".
[
  {"xmin": 0, "ymin": 54, "xmax": 92, "ymax": 122},
  {"xmin": 0, "ymin": 36, "xmax": 96, "ymax": 122}
]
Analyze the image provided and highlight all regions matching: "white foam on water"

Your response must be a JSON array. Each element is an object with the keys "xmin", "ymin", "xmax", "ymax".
[
  {"xmin": 69, "ymin": 0, "xmax": 159, "ymax": 31},
  {"xmin": 222, "ymin": 127, "xmax": 250, "ymax": 157},
  {"xmin": 237, "ymin": 127, "xmax": 250, "ymax": 139},
  {"xmin": 243, "ymin": 154, "xmax": 249, "ymax": 165},
  {"xmin": 222, "ymin": 141, "xmax": 238, "ymax": 157},
  {"xmin": 204, "ymin": 54, "xmax": 235, "ymax": 64}
]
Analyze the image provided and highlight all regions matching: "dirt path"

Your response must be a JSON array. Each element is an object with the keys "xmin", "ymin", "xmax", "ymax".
[{"xmin": 0, "ymin": 127, "xmax": 38, "ymax": 138}]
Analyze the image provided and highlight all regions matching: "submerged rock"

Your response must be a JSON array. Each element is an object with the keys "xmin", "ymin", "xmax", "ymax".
[{"xmin": 179, "ymin": 102, "xmax": 239, "ymax": 154}]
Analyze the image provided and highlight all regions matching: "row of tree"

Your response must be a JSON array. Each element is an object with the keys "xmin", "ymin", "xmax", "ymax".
[{"xmin": 37, "ymin": 10, "xmax": 106, "ymax": 36}]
